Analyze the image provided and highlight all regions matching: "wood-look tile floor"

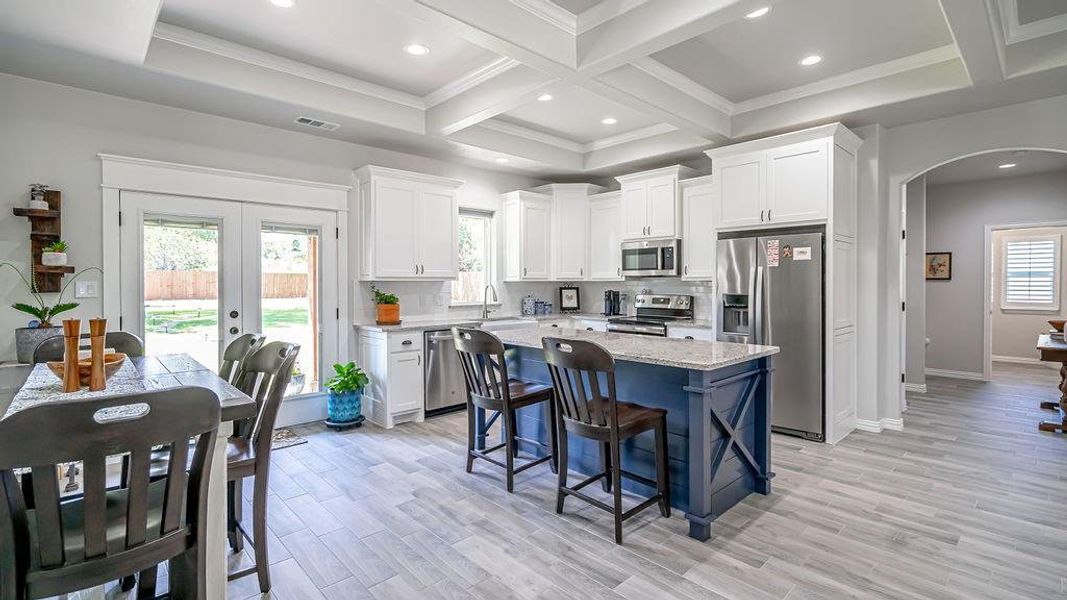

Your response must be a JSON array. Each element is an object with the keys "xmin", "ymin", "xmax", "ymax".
[{"xmin": 65, "ymin": 362, "xmax": 1067, "ymax": 599}]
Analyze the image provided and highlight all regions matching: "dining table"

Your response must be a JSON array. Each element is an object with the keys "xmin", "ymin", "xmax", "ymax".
[
  {"xmin": 1037, "ymin": 334, "xmax": 1067, "ymax": 433},
  {"xmin": 0, "ymin": 353, "xmax": 257, "ymax": 599}
]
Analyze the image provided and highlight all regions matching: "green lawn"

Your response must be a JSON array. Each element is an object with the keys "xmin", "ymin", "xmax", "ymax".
[{"xmin": 145, "ymin": 306, "xmax": 309, "ymax": 333}]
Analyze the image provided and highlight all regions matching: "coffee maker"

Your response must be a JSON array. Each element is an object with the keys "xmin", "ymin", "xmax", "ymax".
[{"xmin": 603, "ymin": 290, "xmax": 621, "ymax": 316}]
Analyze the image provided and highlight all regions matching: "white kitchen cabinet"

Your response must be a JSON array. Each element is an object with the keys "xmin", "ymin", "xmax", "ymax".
[
  {"xmin": 681, "ymin": 175, "xmax": 717, "ymax": 281},
  {"xmin": 355, "ymin": 166, "xmax": 462, "ymax": 281},
  {"xmin": 589, "ymin": 191, "xmax": 623, "ymax": 280},
  {"xmin": 358, "ymin": 329, "xmax": 425, "ymax": 429},
  {"xmin": 616, "ymin": 166, "xmax": 696, "ymax": 240},
  {"xmin": 766, "ymin": 140, "xmax": 829, "ymax": 224},
  {"xmin": 503, "ymin": 191, "xmax": 551, "ymax": 281},
  {"xmin": 667, "ymin": 327, "xmax": 716, "ymax": 341},
  {"xmin": 534, "ymin": 183, "xmax": 606, "ymax": 281},
  {"xmin": 575, "ymin": 319, "xmax": 607, "ymax": 332},
  {"xmin": 714, "ymin": 152, "xmax": 765, "ymax": 229},
  {"xmin": 830, "ymin": 328, "xmax": 857, "ymax": 444}
]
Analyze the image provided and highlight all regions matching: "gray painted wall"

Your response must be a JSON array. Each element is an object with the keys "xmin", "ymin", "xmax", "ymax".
[
  {"xmin": 0, "ymin": 74, "xmax": 551, "ymax": 362},
  {"xmin": 923, "ymin": 170, "xmax": 1067, "ymax": 375},
  {"xmin": 905, "ymin": 176, "xmax": 926, "ymax": 385},
  {"xmin": 991, "ymin": 226, "xmax": 1067, "ymax": 360}
]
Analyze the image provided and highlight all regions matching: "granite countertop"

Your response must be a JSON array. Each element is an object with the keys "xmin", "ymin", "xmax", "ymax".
[{"xmin": 495, "ymin": 327, "xmax": 778, "ymax": 371}]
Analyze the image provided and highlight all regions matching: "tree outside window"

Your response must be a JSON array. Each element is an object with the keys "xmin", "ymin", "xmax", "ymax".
[{"xmin": 452, "ymin": 211, "xmax": 493, "ymax": 304}]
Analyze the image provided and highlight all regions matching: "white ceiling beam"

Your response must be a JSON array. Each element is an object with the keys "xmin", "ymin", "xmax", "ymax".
[
  {"xmin": 448, "ymin": 123, "xmax": 585, "ymax": 171},
  {"xmin": 425, "ymin": 65, "xmax": 561, "ymax": 136},
  {"xmin": 587, "ymin": 64, "xmax": 731, "ymax": 140},
  {"xmin": 575, "ymin": 0, "xmax": 782, "ymax": 75},
  {"xmin": 938, "ymin": 0, "xmax": 1007, "ymax": 85},
  {"xmin": 583, "ymin": 128, "xmax": 711, "ymax": 172},
  {"xmin": 0, "ymin": 0, "xmax": 162, "ymax": 64},
  {"xmin": 373, "ymin": 0, "xmax": 577, "ymax": 76}
]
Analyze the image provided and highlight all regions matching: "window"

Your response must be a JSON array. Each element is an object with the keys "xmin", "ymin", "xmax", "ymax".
[
  {"xmin": 1002, "ymin": 234, "xmax": 1061, "ymax": 311},
  {"xmin": 451, "ymin": 210, "xmax": 494, "ymax": 305}
]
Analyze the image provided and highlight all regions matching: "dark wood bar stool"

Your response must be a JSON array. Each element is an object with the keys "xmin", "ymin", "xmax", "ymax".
[
  {"xmin": 452, "ymin": 327, "xmax": 557, "ymax": 492},
  {"xmin": 541, "ymin": 336, "xmax": 670, "ymax": 544},
  {"xmin": 0, "ymin": 388, "xmax": 220, "ymax": 599}
]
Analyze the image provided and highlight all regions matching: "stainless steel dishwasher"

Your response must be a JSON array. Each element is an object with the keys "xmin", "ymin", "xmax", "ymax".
[{"xmin": 424, "ymin": 329, "xmax": 468, "ymax": 415}]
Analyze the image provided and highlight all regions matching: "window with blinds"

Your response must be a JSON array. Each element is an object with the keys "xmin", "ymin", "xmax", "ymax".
[{"xmin": 1002, "ymin": 235, "xmax": 1060, "ymax": 311}]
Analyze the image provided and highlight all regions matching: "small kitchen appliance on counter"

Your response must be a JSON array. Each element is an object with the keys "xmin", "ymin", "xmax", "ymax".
[{"xmin": 603, "ymin": 290, "xmax": 621, "ymax": 316}]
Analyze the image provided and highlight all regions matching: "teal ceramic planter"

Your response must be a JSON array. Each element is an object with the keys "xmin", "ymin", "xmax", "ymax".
[{"xmin": 326, "ymin": 389, "xmax": 365, "ymax": 430}]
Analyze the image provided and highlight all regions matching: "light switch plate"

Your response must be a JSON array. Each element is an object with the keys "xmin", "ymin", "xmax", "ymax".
[{"xmin": 75, "ymin": 280, "xmax": 99, "ymax": 298}]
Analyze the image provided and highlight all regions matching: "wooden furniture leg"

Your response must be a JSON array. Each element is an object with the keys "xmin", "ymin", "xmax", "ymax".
[{"xmin": 1038, "ymin": 362, "xmax": 1067, "ymax": 433}]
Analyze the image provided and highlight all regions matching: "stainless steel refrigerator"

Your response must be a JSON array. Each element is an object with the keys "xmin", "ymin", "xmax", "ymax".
[{"xmin": 716, "ymin": 229, "xmax": 825, "ymax": 441}]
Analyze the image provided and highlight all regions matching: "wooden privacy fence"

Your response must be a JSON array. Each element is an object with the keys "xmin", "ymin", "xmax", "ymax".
[{"xmin": 145, "ymin": 271, "xmax": 309, "ymax": 300}]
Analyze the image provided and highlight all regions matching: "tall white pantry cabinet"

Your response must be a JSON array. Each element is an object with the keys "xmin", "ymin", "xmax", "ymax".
[{"xmin": 706, "ymin": 123, "xmax": 862, "ymax": 444}]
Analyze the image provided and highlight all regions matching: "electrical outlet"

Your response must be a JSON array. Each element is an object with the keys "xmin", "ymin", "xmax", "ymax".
[{"xmin": 75, "ymin": 280, "xmax": 99, "ymax": 298}]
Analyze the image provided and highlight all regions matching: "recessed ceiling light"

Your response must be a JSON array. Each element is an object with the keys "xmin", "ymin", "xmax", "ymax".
[
  {"xmin": 799, "ymin": 55, "xmax": 823, "ymax": 66},
  {"xmin": 537, "ymin": 93, "xmax": 553, "ymax": 102},
  {"xmin": 601, "ymin": 117, "xmax": 618, "ymax": 125},
  {"xmin": 270, "ymin": 0, "xmax": 295, "ymax": 7},
  {"xmin": 745, "ymin": 7, "xmax": 770, "ymax": 19},
  {"xmin": 495, "ymin": 157, "xmax": 509, "ymax": 164},
  {"xmin": 998, "ymin": 163, "xmax": 1017, "ymax": 169},
  {"xmin": 404, "ymin": 43, "xmax": 430, "ymax": 56}
]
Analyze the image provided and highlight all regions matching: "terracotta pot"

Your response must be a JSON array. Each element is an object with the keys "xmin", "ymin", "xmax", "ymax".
[{"xmin": 376, "ymin": 303, "xmax": 400, "ymax": 325}]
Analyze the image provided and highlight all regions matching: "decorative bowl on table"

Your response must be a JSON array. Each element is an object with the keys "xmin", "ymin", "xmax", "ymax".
[
  {"xmin": 47, "ymin": 352, "xmax": 127, "ymax": 388},
  {"xmin": 1050, "ymin": 320, "xmax": 1065, "ymax": 333}
]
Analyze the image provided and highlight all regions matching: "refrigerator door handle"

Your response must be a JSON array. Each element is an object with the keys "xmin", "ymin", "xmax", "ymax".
[
  {"xmin": 754, "ymin": 266, "xmax": 765, "ymax": 345},
  {"xmin": 747, "ymin": 264, "xmax": 757, "ymax": 343}
]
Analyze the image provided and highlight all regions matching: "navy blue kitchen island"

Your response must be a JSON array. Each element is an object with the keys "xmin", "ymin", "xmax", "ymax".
[{"xmin": 491, "ymin": 328, "xmax": 779, "ymax": 541}]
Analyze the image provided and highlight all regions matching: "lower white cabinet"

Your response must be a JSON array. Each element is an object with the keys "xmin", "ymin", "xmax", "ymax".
[
  {"xmin": 667, "ymin": 326, "xmax": 716, "ymax": 341},
  {"xmin": 830, "ymin": 328, "xmax": 857, "ymax": 444},
  {"xmin": 574, "ymin": 319, "xmax": 607, "ymax": 332},
  {"xmin": 359, "ymin": 329, "xmax": 425, "ymax": 429}
]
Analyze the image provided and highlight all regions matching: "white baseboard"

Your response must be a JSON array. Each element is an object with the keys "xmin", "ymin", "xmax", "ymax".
[
  {"xmin": 854, "ymin": 417, "xmax": 905, "ymax": 433},
  {"xmin": 904, "ymin": 382, "xmax": 927, "ymax": 393},
  {"xmin": 992, "ymin": 355, "xmax": 1060, "ymax": 369},
  {"xmin": 925, "ymin": 368, "xmax": 987, "ymax": 381},
  {"xmin": 277, "ymin": 393, "xmax": 327, "ymax": 428}
]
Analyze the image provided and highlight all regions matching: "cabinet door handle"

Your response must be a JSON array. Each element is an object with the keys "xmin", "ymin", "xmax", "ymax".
[
  {"xmin": 685, "ymin": 336, "xmax": 695, "ymax": 340},
  {"xmin": 402, "ymin": 339, "xmax": 413, "ymax": 346},
  {"xmin": 760, "ymin": 210, "xmax": 764, "ymax": 222},
  {"xmin": 580, "ymin": 267, "xmax": 583, "ymax": 277},
  {"xmin": 414, "ymin": 264, "xmax": 419, "ymax": 274},
  {"xmin": 523, "ymin": 267, "xmax": 527, "ymax": 276},
  {"xmin": 420, "ymin": 264, "xmax": 424, "ymax": 274},
  {"xmin": 684, "ymin": 265, "xmax": 688, "ymax": 275},
  {"xmin": 617, "ymin": 267, "xmax": 621, "ymax": 277},
  {"xmin": 417, "ymin": 353, "xmax": 421, "ymax": 366},
  {"xmin": 768, "ymin": 209, "xmax": 772, "ymax": 221},
  {"xmin": 586, "ymin": 327, "xmax": 593, "ymax": 331}
]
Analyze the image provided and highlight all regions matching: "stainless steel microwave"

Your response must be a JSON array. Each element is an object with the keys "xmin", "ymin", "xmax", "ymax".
[{"xmin": 620, "ymin": 238, "xmax": 680, "ymax": 277}]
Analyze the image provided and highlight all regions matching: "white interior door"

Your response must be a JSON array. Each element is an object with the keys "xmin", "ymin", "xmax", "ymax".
[
  {"xmin": 242, "ymin": 204, "xmax": 338, "ymax": 396},
  {"xmin": 119, "ymin": 192, "xmax": 243, "ymax": 372}
]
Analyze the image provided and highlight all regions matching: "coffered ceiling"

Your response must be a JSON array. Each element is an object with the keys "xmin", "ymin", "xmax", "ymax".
[{"xmin": 3, "ymin": 0, "xmax": 1067, "ymax": 177}]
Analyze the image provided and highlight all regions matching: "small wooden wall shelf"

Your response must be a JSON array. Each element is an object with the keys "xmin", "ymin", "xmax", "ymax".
[{"xmin": 12, "ymin": 189, "xmax": 70, "ymax": 293}]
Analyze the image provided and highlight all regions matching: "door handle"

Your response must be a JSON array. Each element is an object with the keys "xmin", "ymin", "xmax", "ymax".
[
  {"xmin": 229, "ymin": 310, "xmax": 239, "ymax": 318},
  {"xmin": 754, "ymin": 266, "xmax": 765, "ymax": 345}
]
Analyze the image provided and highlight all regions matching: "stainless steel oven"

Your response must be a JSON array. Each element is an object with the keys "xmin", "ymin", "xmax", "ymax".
[{"xmin": 620, "ymin": 238, "xmax": 679, "ymax": 277}]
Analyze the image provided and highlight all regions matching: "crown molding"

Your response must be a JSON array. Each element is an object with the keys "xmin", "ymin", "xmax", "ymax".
[
  {"xmin": 152, "ymin": 23, "xmax": 425, "ymax": 110},
  {"xmin": 354, "ymin": 165, "xmax": 464, "ymax": 188},
  {"xmin": 733, "ymin": 44, "xmax": 961, "ymax": 114},
  {"xmin": 577, "ymin": 0, "xmax": 648, "ymax": 34},
  {"xmin": 480, "ymin": 119, "xmax": 586, "ymax": 153},
  {"xmin": 995, "ymin": 0, "xmax": 1067, "ymax": 45},
  {"xmin": 630, "ymin": 57, "xmax": 736, "ymax": 115},
  {"xmin": 98, "ymin": 153, "xmax": 351, "ymax": 191},
  {"xmin": 423, "ymin": 57, "xmax": 521, "ymax": 107},
  {"xmin": 509, "ymin": 0, "xmax": 578, "ymax": 35},
  {"xmin": 584, "ymin": 123, "xmax": 678, "ymax": 151}
]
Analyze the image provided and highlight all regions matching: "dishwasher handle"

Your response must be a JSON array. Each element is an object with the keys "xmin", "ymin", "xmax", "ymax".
[{"xmin": 430, "ymin": 333, "xmax": 454, "ymax": 342}]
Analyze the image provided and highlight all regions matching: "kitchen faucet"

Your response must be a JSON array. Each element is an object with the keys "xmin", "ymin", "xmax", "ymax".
[{"xmin": 482, "ymin": 283, "xmax": 498, "ymax": 319}]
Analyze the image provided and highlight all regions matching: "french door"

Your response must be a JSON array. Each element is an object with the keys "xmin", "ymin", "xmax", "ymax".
[{"xmin": 118, "ymin": 192, "xmax": 338, "ymax": 396}]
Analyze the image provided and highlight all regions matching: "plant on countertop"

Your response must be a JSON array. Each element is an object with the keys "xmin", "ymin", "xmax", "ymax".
[
  {"xmin": 1, "ymin": 262, "xmax": 102, "ymax": 327},
  {"xmin": 325, "ymin": 362, "xmax": 370, "ymax": 393},
  {"xmin": 43, "ymin": 240, "xmax": 69, "ymax": 253},
  {"xmin": 370, "ymin": 284, "xmax": 398, "ymax": 305}
]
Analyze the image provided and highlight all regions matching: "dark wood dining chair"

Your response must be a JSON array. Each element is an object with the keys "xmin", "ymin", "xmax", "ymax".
[
  {"xmin": 219, "ymin": 333, "xmax": 266, "ymax": 385},
  {"xmin": 0, "ymin": 388, "xmax": 220, "ymax": 599},
  {"xmin": 452, "ymin": 327, "xmax": 556, "ymax": 492},
  {"xmin": 541, "ymin": 336, "xmax": 670, "ymax": 544},
  {"xmin": 32, "ymin": 331, "xmax": 145, "ymax": 363}
]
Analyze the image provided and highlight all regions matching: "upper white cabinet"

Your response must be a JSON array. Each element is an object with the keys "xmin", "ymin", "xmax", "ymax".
[
  {"xmin": 589, "ymin": 191, "xmax": 623, "ymax": 281},
  {"xmin": 534, "ymin": 184, "xmax": 606, "ymax": 281},
  {"xmin": 681, "ymin": 175, "xmax": 717, "ymax": 281},
  {"xmin": 503, "ymin": 191, "xmax": 552, "ymax": 281},
  {"xmin": 355, "ymin": 166, "xmax": 462, "ymax": 281},
  {"xmin": 616, "ymin": 166, "xmax": 697, "ymax": 240},
  {"xmin": 707, "ymin": 124, "xmax": 861, "ymax": 232}
]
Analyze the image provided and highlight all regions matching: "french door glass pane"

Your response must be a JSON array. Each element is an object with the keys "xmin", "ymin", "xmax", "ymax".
[
  {"xmin": 261, "ymin": 227, "xmax": 320, "ymax": 396},
  {"xmin": 142, "ymin": 219, "xmax": 221, "ymax": 372}
]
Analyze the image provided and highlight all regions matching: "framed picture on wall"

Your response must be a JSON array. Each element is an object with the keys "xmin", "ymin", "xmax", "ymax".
[{"xmin": 926, "ymin": 252, "xmax": 952, "ymax": 280}]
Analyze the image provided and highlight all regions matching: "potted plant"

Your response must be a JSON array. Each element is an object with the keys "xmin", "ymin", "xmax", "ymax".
[
  {"xmin": 323, "ymin": 361, "xmax": 369, "ymax": 430},
  {"xmin": 286, "ymin": 362, "xmax": 306, "ymax": 396},
  {"xmin": 0, "ymin": 263, "xmax": 102, "ymax": 363},
  {"xmin": 371, "ymin": 284, "xmax": 400, "ymax": 325},
  {"xmin": 41, "ymin": 240, "xmax": 69, "ymax": 267}
]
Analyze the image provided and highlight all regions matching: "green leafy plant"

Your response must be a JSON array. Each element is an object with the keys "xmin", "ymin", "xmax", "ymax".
[
  {"xmin": 324, "ymin": 362, "xmax": 370, "ymax": 394},
  {"xmin": 370, "ymin": 284, "xmax": 398, "ymax": 305},
  {"xmin": 43, "ymin": 240, "xmax": 68, "ymax": 253},
  {"xmin": 0, "ymin": 263, "xmax": 102, "ymax": 327}
]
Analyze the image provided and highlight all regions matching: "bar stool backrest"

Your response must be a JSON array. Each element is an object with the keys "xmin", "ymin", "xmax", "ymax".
[
  {"xmin": 540, "ymin": 336, "xmax": 619, "ymax": 433},
  {"xmin": 0, "ymin": 388, "xmax": 220, "ymax": 598},
  {"xmin": 452, "ymin": 328, "xmax": 512, "ymax": 407}
]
